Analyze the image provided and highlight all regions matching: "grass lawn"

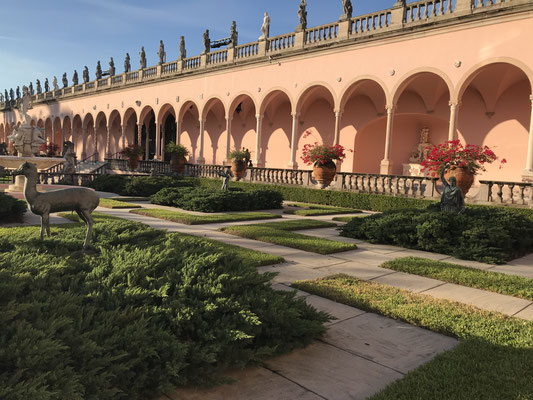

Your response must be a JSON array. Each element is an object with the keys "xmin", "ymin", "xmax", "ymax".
[
  {"xmin": 98, "ymin": 198, "xmax": 142, "ymax": 209},
  {"xmin": 220, "ymin": 220, "xmax": 357, "ymax": 254},
  {"xmin": 109, "ymin": 196, "xmax": 150, "ymax": 202},
  {"xmin": 382, "ymin": 257, "xmax": 533, "ymax": 301},
  {"xmin": 130, "ymin": 208, "xmax": 281, "ymax": 225},
  {"xmin": 0, "ymin": 215, "xmax": 326, "ymax": 399},
  {"xmin": 293, "ymin": 275, "xmax": 533, "ymax": 400},
  {"xmin": 285, "ymin": 203, "xmax": 361, "ymax": 216}
]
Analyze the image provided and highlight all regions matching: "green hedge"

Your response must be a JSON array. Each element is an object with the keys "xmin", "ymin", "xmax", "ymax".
[
  {"xmin": 340, "ymin": 205, "xmax": 533, "ymax": 264},
  {"xmin": 0, "ymin": 218, "xmax": 328, "ymax": 399},
  {"xmin": 0, "ymin": 193, "xmax": 26, "ymax": 223},
  {"xmin": 196, "ymin": 178, "xmax": 435, "ymax": 212},
  {"xmin": 151, "ymin": 187, "xmax": 283, "ymax": 213},
  {"xmin": 86, "ymin": 175, "xmax": 198, "ymax": 197}
]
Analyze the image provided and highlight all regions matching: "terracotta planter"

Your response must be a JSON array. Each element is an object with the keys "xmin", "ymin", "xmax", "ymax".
[
  {"xmin": 313, "ymin": 161, "xmax": 337, "ymax": 189},
  {"xmin": 127, "ymin": 157, "xmax": 139, "ymax": 170},
  {"xmin": 170, "ymin": 154, "xmax": 187, "ymax": 173},
  {"xmin": 231, "ymin": 160, "xmax": 247, "ymax": 181},
  {"xmin": 443, "ymin": 166, "xmax": 475, "ymax": 195}
]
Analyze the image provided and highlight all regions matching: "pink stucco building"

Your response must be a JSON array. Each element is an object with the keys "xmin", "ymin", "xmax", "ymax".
[{"xmin": 1, "ymin": 0, "xmax": 533, "ymax": 184}]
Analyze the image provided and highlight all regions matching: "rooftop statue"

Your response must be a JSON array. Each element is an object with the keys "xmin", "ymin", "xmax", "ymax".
[
  {"xmin": 83, "ymin": 66, "xmax": 89, "ymax": 83},
  {"xmin": 0, "ymin": 93, "xmax": 3, "ymax": 102},
  {"xmin": 73, "ymin": 70, "xmax": 79, "ymax": 85},
  {"xmin": 36, "ymin": 80, "xmax": 41, "ymax": 94},
  {"xmin": 109, "ymin": 57, "xmax": 115, "ymax": 76},
  {"xmin": 158, "ymin": 40, "xmax": 166, "ymax": 64},
  {"xmin": 440, "ymin": 165, "xmax": 465, "ymax": 213},
  {"xmin": 96, "ymin": 61, "xmax": 102, "ymax": 80},
  {"xmin": 341, "ymin": 0, "xmax": 353, "ymax": 20},
  {"xmin": 124, "ymin": 53, "xmax": 131, "ymax": 73},
  {"xmin": 53, "ymin": 76, "xmax": 58, "ymax": 91},
  {"xmin": 29, "ymin": 82, "xmax": 34, "ymax": 95},
  {"xmin": 203, "ymin": 30, "xmax": 211, "ymax": 54},
  {"xmin": 10, "ymin": 88, "xmax": 15, "ymax": 101},
  {"xmin": 4, "ymin": 90, "xmax": 9, "ymax": 102},
  {"xmin": 259, "ymin": 12, "xmax": 270, "ymax": 40},
  {"xmin": 297, "ymin": 0, "xmax": 308, "ymax": 31},
  {"xmin": 44, "ymin": 78, "xmax": 49, "ymax": 92},
  {"xmin": 179, "ymin": 36, "xmax": 186, "ymax": 59},
  {"xmin": 16, "ymin": 86, "xmax": 21, "ymax": 99},
  {"xmin": 139, "ymin": 46, "xmax": 147, "ymax": 69},
  {"xmin": 230, "ymin": 21, "xmax": 238, "ymax": 47},
  {"xmin": 62, "ymin": 73, "xmax": 68, "ymax": 88}
]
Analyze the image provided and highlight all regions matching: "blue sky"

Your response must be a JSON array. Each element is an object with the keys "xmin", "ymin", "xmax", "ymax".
[{"xmin": 0, "ymin": 0, "xmax": 407, "ymax": 93}]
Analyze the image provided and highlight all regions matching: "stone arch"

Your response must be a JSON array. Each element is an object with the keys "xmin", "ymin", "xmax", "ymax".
[
  {"xmin": 339, "ymin": 78, "xmax": 388, "ymax": 173},
  {"xmin": 228, "ymin": 93, "xmax": 258, "ymax": 164},
  {"xmin": 72, "ymin": 115, "xmax": 83, "ymax": 158},
  {"xmin": 82, "ymin": 113, "xmax": 95, "ymax": 159},
  {"xmin": 158, "ymin": 103, "xmax": 177, "ymax": 161},
  {"xmin": 391, "ymin": 67, "xmax": 454, "ymax": 106},
  {"xmin": 122, "ymin": 108, "xmax": 138, "ymax": 148},
  {"xmin": 0, "ymin": 123, "xmax": 4, "ymax": 142},
  {"xmin": 259, "ymin": 89, "xmax": 293, "ymax": 168},
  {"xmin": 202, "ymin": 97, "xmax": 226, "ymax": 165},
  {"xmin": 94, "ymin": 111, "xmax": 107, "ymax": 161},
  {"xmin": 456, "ymin": 61, "xmax": 532, "ymax": 181},
  {"xmin": 53, "ymin": 117, "xmax": 62, "ymax": 147},
  {"xmin": 179, "ymin": 100, "xmax": 200, "ymax": 163},
  {"xmin": 62, "ymin": 115, "xmax": 72, "ymax": 147},
  {"xmin": 139, "ymin": 106, "xmax": 156, "ymax": 160},
  {"xmin": 259, "ymin": 87, "xmax": 295, "ymax": 116},
  {"xmin": 108, "ymin": 110, "xmax": 122, "ymax": 157},
  {"xmin": 44, "ymin": 118, "xmax": 53, "ymax": 144},
  {"xmin": 295, "ymin": 82, "xmax": 338, "ymax": 113}
]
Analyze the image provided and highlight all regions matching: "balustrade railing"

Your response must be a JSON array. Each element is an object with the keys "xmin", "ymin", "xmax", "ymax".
[
  {"xmin": 97, "ymin": 78, "xmax": 108, "ymax": 88},
  {"xmin": 405, "ymin": 0, "xmax": 453, "ymax": 24},
  {"xmin": 479, "ymin": 180, "xmax": 533, "ymax": 206},
  {"xmin": 236, "ymin": 43, "xmax": 259, "ymax": 59},
  {"xmin": 162, "ymin": 61, "xmax": 178, "ymax": 75},
  {"xmin": 208, "ymin": 49, "xmax": 228, "ymax": 65},
  {"xmin": 351, "ymin": 10, "xmax": 392, "ymax": 34},
  {"xmin": 339, "ymin": 172, "xmax": 439, "ymax": 198},
  {"xmin": 143, "ymin": 66, "xmax": 157, "ymax": 78},
  {"xmin": 268, "ymin": 33, "xmax": 296, "ymax": 52},
  {"xmin": 111, "ymin": 75, "xmax": 123, "ymax": 85},
  {"xmin": 138, "ymin": 160, "xmax": 171, "ymax": 174},
  {"xmin": 86, "ymin": 82, "xmax": 95, "ymax": 89},
  {"xmin": 126, "ymin": 71, "xmax": 140, "ymax": 82},
  {"xmin": 74, "ymin": 85, "xmax": 83, "ymax": 92},
  {"xmin": 306, "ymin": 23, "xmax": 339, "ymax": 45},
  {"xmin": 183, "ymin": 56, "xmax": 201, "ymax": 70}
]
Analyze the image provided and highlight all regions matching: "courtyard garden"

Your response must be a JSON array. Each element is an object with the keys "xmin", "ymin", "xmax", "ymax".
[{"xmin": 1, "ymin": 174, "xmax": 532, "ymax": 399}]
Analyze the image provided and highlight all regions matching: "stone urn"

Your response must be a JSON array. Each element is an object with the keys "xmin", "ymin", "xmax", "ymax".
[
  {"xmin": 444, "ymin": 166, "xmax": 475, "ymax": 195},
  {"xmin": 313, "ymin": 161, "xmax": 337, "ymax": 189},
  {"xmin": 170, "ymin": 154, "xmax": 187, "ymax": 174},
  {"xmin": 231, "ymin": 160, "xmax": 247, "ymax": 181}
]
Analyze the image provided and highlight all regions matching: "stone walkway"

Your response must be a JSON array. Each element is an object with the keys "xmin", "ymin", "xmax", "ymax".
[{"xmin": 6, "ymin": 200, "xmax": 533, "ymax": 399}]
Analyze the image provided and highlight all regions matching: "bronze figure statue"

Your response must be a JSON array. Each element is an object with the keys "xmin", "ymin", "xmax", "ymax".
[{"xmin": 440, "ymin": 165, "xmax": 465, "ymax": 213}]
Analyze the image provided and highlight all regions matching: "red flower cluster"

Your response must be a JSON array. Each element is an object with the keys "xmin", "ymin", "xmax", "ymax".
[
  {"xmin": 300, "ymin": 129, "xmax": 352, "ymax": 166},
  {"xmin": 421, "ymin": 140, "xmax": 503, "ymax": 175}
]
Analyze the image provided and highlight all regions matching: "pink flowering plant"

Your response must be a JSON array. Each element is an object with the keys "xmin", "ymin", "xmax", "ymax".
[
  {"xmin": 300, "ymin": 130, "xmax": 351, "ymax": 166},
  {"xmin": 421, "ymin": 140, "xmax": 506, "ymax": 176}
]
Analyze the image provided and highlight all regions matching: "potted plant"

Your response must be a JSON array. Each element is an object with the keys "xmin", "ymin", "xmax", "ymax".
[
  {"xmin": 421, "ymin": 140, "xmax": 506, "ymax": 195},
  {"xmin": 121, "ymin": 144, "xmax": 144, "ymax": 170},
  {"xmin": 165, "ymin": 142, "xmax": 189, "ymax": 173},
  {"xmin": 301, "ymin": 130, "xmax": 350, "ymax": 189},
  {"xmin": 228, "ymin": 148, "xmax": 251, "ymax": 181}
]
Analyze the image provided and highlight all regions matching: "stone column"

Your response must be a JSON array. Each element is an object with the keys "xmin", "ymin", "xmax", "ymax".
[
  {"xmin": 197, "ymin": 118, "xmax": 205, "ymax": 164},
  {"xmin": 288, "ymin": 112, "xmax": 299, "ymax": 169},
  {"xmin": 143, "ymin": 123, "xmax": 149, "ymax": 160},
  {"xmin": 176, "ymin": 120, "xmax": 180, "ymax": 144},
  {"xmin": 71, "ymin": 118, "xmax": 75, "ymax": 154},
  {"xmin": 121, "ymin": 124, "xmax": 126, "ymax": 150},
  {"xmin": 380, "ymin": 105, "xmax": 395, "ymax": 175},
  {"xmin": 334, "ymin": 111, "xmax": 342, "ymax": 146},
  {"xmin": 448, "ymin": 101, "xmax": 460, "ymax": 141},
  {"xmin": 81, "ymin": 126, "xmax": 87, "ymax": 160},
  {"xmin": 524, "ymin": 95, "xmax": 533, "ymax": 176},
  {"xmin": 93, "ymin": 126, "xmax": 98, "ymax": 160},
  {"xmin": 255, "ymin": 114, "xmax": 263, "ymax": 167},
  {"xmin": 60, "ymin": 121, "xmax": 65, "ymax": 147},
  {"xmin": 105, "ymin": 125, "xmax": 111, "ymax": 159},
  {"xmin": 155, "ymin": 121, "xmax": 161, "ymax": 160},
  {"xmin": 225, "ymin": 116, "xmax": 232, "ymax": 164},
  {"xmin": 137, "ymin": 123, "xmax": 142, "ymax": 148},
  {"xmin": 161, "ymin": 124, "xmax": 166, "ymax": 161}
]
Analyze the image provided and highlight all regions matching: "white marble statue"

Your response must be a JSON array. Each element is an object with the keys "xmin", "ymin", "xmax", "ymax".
[
  {"xmin": 409, "ymin": 127, "xmax": 433, "ymax": 163},
  {"xmin": 259, "ymin": 12, "xmax": 270, "ymax": 40}
]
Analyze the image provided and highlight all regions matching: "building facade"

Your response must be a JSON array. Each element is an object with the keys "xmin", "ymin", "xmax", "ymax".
[{"xmin": 1, "ymin": 0, "xmax": 533, "ymax": 183}]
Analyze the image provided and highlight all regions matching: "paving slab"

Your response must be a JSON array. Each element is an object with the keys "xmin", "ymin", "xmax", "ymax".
[
  {"xmin": 266, "ymin": 342, "xmax": 403, "ymax": 400},
  {"xmin": 330, "ymin": 249, "xmax": 396, "ymax": 266},
  {"xmin": 260, "ymin": 245, "xmax": 306, "ymax": 257},
  {"xmin": 258, "ymin": 264, "xmax": 329, "ymax": 284},
  {"xmin": 304, "ymin": 295, "xmax": 366, "ymax": 325},
  {"xmin": 318, "ymin": 261, "xmax": 394, "ymax": 281},
  {"xmin": 372, "ymin": 271, "xmax": 445, "ymax": 293},
  {"xmin": 355, "ymin": 242, "xmax": 405, "ymax": 254},
  {"xmin": 296, "ymin": 228, "xmax": 341, "ymax": 237},
  {"xmin": 489, "ymin": 263, "xmax": 533, "ymax": 279},
  {"xmin": 323, "ymin": 313, "xmax": 458, "ymax": 374},
  {"xmin": 283, "ymin": 253, "xmax": 349, "ymax": 269},
  {"xmin": 169, "ymin": 367, "xmax": 323, "ymax": 400},
  {"xmin": 271, "ymin": 283, "xmax": 310, "ymax": 298},
  {"xmin": 513, "ymin": 304, "xmax": 533, "ymax": 320},
  {"xmin": 438, "ymin": 257, "xmax": 495, "ymax": 271},
  {"xmin": 326, "ymin": 235, "xmax": 365, "ymax": 244},
  {"xmin": 397, "ymin": 249, "xmax": 452, "ymax": 261},
  {"xmin": 423, "ymin": 283, "xmax": 533, "ymax": 317}
]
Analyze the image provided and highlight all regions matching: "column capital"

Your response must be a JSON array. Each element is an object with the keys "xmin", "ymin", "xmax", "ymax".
[
  {"xmin": 334, "ymin": 109, "xmax": 342, "ymax": 118},
  {"xmin": 255, "ymin": 113, "xmax": 263, "ymax": 120},
  {"xmin": 385, "ymin": 105, "xmax": 396, "ymax": 113},
  {"xmin": 530, "ymin": 94, "xmax": 533, "ymax": 103},
  {"xmin": 291, "ymin": 111, "xmax": 300, "ymax": 118},
  {"xmin": 449, "ymin": 101, "xmax": 461, "ymax": 108}
]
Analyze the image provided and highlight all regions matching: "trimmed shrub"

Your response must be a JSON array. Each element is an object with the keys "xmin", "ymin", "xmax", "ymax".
[
  {"xmin": 0, "ymin": 219, "xmax": 328, "ymax": 399},
  {"xmin": 125, "ymin": 176, "xmax": 197, "ymax": 197},
  {"xmin": 0, "ymin": 193, "xmax": 26, "ymax": 223},
  {"xmin": 151, "ymin": 187, "xmax": 283, "ymax": 213},
  {"xmin": 85, "ymin": 174, "xmax": 130, "ymax": 194},
  {"xmin": 340, "ymin": 205, "xmax": 533, "ymax": 264}
]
